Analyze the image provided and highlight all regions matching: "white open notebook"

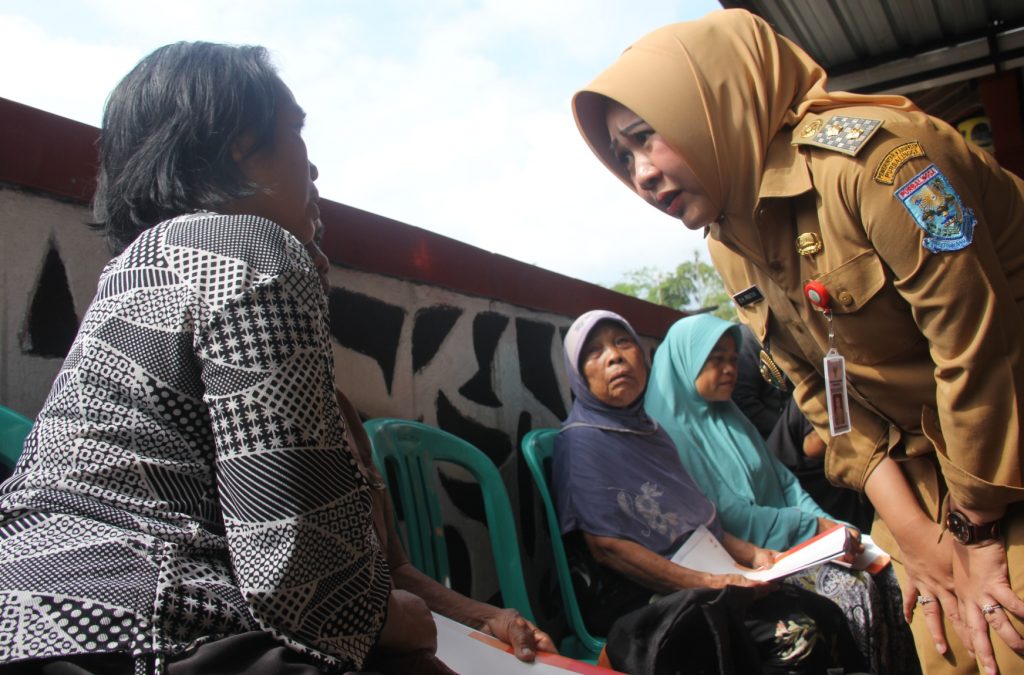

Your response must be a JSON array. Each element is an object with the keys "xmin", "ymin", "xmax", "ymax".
[{"xmin": 670, "ymin": 524, "xmax": 890, "ymax": 581}]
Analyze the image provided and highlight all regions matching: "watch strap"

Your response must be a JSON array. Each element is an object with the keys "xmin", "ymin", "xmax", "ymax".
[{"xmin": 946, "ymin": 510, "xmax": 1001, "ymax": 545}]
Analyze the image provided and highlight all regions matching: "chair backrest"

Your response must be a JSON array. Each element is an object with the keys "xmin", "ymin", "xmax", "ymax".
[
  {"xmin": 521, "ymin": 428, "xmax": 605, "ymax": 660},
  {"xmin": 0, "ymin": 405, "xmax": 32, "ymax": 476},
  {"xmin": 363, "ymin": 418, "xmax": 535, "ymax": 623}
]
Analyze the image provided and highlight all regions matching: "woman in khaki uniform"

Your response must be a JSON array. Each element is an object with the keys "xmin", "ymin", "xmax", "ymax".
[{"xmin": 570, "ymin": 9, "xmax": 1024, "ymax": 675}]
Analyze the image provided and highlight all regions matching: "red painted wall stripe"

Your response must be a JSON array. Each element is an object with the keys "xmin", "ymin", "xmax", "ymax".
[{"xmin": 0, "ymin": 98, "xmax": 99, "ymax": 203}]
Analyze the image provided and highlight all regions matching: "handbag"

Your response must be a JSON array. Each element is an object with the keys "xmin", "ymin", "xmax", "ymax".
[
  {"xmin": 606, "ymin": 586, "xmax": 761, "ymax": 675},
  {"xmin": 605, "ymin": 585, "xmax": 866, "ymax": 675}
]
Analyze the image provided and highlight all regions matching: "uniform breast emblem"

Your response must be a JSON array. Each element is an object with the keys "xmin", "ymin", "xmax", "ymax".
[
  {"xmin": 795, "ymin": 232, "xmax": 823, "ymax": 256},
  {"xmin": 758, "ymin": 349, "xmax": 788, "ymax": 391},
  {"xmin": 895, "ymin": 164, "xmax": 976, "ymax": 253}
]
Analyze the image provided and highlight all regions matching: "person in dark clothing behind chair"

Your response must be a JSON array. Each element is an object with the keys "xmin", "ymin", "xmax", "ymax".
[{"xmin": 732, "ymin": 324, "xmax": 787, "ymax": 440}]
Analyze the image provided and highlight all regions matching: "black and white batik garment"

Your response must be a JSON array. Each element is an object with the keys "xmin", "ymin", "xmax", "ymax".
[{"xmin": 0, "ymin": 213, "xmax": 390, "ymax": 673}]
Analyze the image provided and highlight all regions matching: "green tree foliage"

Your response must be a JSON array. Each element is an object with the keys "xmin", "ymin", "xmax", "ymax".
[{"xmin": 611, "ymin": 251, "xmax": 737, "ymax": 321}]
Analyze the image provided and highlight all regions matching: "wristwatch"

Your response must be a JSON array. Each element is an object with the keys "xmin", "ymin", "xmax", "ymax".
[{"xmin": 945, "ymin": 509, "xmax": 1001, "ymax": 545}]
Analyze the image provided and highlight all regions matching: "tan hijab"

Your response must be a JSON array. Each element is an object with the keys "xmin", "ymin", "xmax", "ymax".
[{"xmin": 572, "ymin": 8, "xmax": 916, "ymax": 225}]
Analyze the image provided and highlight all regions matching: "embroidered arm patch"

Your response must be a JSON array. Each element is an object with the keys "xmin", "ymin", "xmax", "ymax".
[
  {"xmin": 874, "ymin": 141, "xmax": 925, "ymax": 184},
  {"xmin": 895, "ymin": 164, "xmax": 975, "ymax": 253}
]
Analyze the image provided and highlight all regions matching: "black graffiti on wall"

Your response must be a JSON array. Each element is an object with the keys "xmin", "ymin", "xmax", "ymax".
[
  {"xmin": 458, "ymin": 312, "xmax": 509, "ymax": 408},
  {"xmin": 21, "ymin": 242, "xmax": 78, "ymax": 358},
  {"xmin": 412, "ymin": 305, "xmax": 463, "ymax": 372},
  {"xmin": 516, "ymin": 318, "xmax": 566, "ymax": 419},
  {"xmin": 327, "ymin": 288, "xmax": 406, "ymax": 393},
  {"xmin": 325, "ymin": 294, "xmax": 570, "ymax": 432}
]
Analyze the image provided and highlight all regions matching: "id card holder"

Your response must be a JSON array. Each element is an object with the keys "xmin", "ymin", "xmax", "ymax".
[{"xmin": 824, "ymin": 348, "xmax": 851, "ymax": 436}]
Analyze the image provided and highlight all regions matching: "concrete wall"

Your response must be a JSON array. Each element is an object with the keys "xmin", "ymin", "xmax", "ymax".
[{"xmin": 0, "ymin": 96, "xmax": 684, "ymax": 634}]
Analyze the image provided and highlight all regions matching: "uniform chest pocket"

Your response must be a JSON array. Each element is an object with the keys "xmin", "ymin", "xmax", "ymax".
[{"xmin": 815, "ymin": 249, "xmax": 924, "ymax": 364}]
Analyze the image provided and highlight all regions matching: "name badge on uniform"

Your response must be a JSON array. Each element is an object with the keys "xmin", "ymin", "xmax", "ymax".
[{"xmin": 732, "ymin": 285, "xmax": 764, "ymax": 308}]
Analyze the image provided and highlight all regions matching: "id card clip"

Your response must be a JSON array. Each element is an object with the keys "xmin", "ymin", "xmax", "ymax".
[
  {"xmin": 804, "ymin": 280, "xmax": 851, "ymax": 436},
  {"xmin": 824, "ymin": 349, "xmax": 851, "ymax": 436}
]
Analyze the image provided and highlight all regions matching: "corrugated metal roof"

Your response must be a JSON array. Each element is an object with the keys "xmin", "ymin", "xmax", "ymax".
[{"xmin": 720, "ymin": 0, "xmax": 1024, "ymax": 94}]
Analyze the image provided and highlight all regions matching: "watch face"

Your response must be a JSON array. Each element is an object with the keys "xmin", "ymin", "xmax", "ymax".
[{"xmin": 946, "ymin": 511, "xmax": 972, "ymax": 544}]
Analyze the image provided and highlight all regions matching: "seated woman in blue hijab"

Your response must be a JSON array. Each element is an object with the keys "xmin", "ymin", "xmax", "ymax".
[
  {"xmin": 645, "ymin": 314, "xmax": 919, "ymax": 675},
  {"xmin": 553, "ymin": 310, "xmax": 863, "ymax": 674}
]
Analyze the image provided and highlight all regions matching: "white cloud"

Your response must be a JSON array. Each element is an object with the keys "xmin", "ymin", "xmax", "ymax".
[{"xmin": 0, "ymin": 14, "xmax": 139, "ymax": 126}]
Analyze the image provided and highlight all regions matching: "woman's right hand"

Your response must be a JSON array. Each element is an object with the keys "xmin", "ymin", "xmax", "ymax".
[
  {"xmin": 377, "ymin": 589, "xmax": 438, "ymax": 654},
  {"xmin": 750, "ymin": 547, "xmax": 779, "ymax": 570},
  {"xmin": 895, "ymin": 520, "xmax": 964, "ymax": 656}
]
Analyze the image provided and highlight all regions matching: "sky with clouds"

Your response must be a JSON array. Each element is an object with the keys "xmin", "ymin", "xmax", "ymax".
[{"xmin": 1, "ymin": 0, "xmax": 723, "ymax": 287}]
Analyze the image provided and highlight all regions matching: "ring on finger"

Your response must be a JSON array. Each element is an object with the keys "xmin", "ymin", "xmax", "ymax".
[
  {"xmin": 917, "ymin": 595, "xmax": 936, "ymax": 606},
  {"xmin": 981, "ymin": 603, "xmax": 1002, "ymax": 616}
]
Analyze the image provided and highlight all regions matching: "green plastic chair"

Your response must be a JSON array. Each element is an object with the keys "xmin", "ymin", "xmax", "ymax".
[
  {"xmin": 521, "ymin": 428, "xmax": 606, "ymax": 662},
  {"xmin": 363, "ymin": 418, "xmax": 536, "ymax": 623},
  {"xmin": 0, "ymin": 405, "xmax": 32, "ymax": 477}
]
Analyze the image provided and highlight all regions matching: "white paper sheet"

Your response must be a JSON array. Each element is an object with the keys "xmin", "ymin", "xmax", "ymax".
[
  {"xmin": 433, "ymin": 613, "xmax": 619, "ymax": 674},
  {"xmin": 670, "ymin": 524, "xmax": 850, "ymax": 581}
]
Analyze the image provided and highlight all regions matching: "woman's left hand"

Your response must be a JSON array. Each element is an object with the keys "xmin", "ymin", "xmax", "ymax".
[
  {"xmin": 952, "ymin": 539, "xmax": 1024, "ymax": 675},
  {"xmin": 817, "ymin": 518, "xmax": 863, "ymax": 561},
  {"xmin": 816, "ymin": 516, "xmax": 841, "ymax": 535},
  {"xmin": 480, "ymin": 609, "xmax": 557, "ymax": 662},
  {"xmin": 843, "ymin": 526, "xmax": 865, "ymax": 560}
]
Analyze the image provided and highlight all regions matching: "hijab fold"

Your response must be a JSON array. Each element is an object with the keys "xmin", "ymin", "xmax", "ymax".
[{"xmin": 553, "ymin": 311, "xmax": 722, "ymax": 557}]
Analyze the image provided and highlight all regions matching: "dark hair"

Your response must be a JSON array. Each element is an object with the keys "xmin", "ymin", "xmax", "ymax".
[{"xmin": 92, "ymin": 41, "xmax": 280, "ymax": 253}]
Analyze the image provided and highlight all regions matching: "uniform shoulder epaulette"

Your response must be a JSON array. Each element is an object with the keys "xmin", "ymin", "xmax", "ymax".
[{"xmin": 793, "ymin": 115, "xmax": 884, "ymax": 157}]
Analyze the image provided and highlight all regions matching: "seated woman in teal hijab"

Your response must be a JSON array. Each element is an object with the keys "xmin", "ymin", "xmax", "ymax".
[
  {"xmin": 645, "ymin": 313, "xmax": 919, "ymax": 675},
  {"xmin": 647, "ymin": 315, "xmax": 837, "ymax": 548}
]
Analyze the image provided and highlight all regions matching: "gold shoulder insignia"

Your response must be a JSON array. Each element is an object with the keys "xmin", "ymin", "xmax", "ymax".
[
  {"xmin": 793, "ymin": 115, "xmax": 884, "ymax": 156},
  {"xmin": 873, "ymin": 141, "xmax": 926, "ymax": 184}
]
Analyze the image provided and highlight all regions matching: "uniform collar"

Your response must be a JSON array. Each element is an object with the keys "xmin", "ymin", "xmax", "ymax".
[
  {"xmin": 708, "ymin": 129, "xmax": 813, "ymax": 262},
  {"xmin": 757, "ymin": 128, "xmax": 813, "ymax": 200}
]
